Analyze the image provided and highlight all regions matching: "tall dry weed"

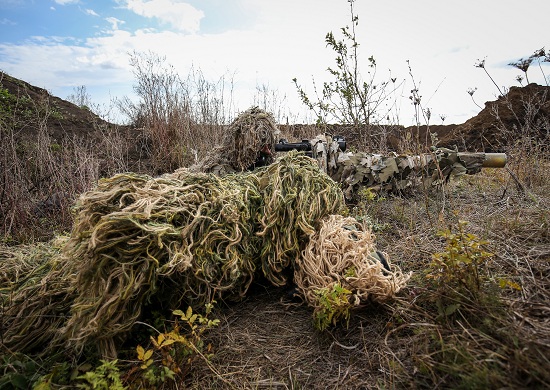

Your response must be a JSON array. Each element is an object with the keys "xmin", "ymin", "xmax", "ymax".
[
  {"xmin": 493, "ymin": 89, "xmax": 549, "ymax": 189},
  {"xmin": 117, "ymin": 52, "xmax": 235, "ymax": 173},
  {"xmin": 0, "ymin": 77, "xmax": 137, "ymax": 243}
]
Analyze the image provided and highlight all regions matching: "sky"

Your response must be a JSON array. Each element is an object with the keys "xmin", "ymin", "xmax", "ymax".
[{"xmin": 0, "ymin": 0, "xmax": 549, "ymax": 125}]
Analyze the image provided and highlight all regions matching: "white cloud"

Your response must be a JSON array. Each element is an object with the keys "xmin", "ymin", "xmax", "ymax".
[
  {"xmin": 0, "ymin": 18, "xmax": 16, "ymax": 25},
  {"xmin": 123, "ymin": 0, "xmax": 204, "ymax": 33},
  {"xmin": 53, "ymin": 0, "xmax": 79, "ymax": 5},
  {"xmin": 85, "ymin": 9, "xmax": 99, "ymax": 17},
  {"xmin": 27, "ymin": 35, "xmax": 80, "ymax": 45},
  {"xmin": 0, "ymin": 37, "xmax": 133, "ymax": 98},
  {"xmin": 105, "ymin": 17, "xmax": 125, "ymax": 30}
]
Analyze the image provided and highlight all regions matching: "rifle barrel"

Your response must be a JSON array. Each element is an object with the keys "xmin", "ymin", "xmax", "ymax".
[
  {"xmin": 456, "ymin": 152, "xmax": 507, "ymax": 168},
  {"xmin": 274, "ymin": 142, "xmax": 311, "ymax": 152},
  {"xmin": 482, "ymin": 153, "xmax": 507, "ymax": 168}
]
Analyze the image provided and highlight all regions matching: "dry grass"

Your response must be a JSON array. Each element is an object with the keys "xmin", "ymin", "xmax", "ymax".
[
  {"xmin": 0, "ymin": 68, "xmax": 229, "ymax": 243},
  {"xmin": 184, "ymin": 284, "xmax": 397, "ymax": 389}
]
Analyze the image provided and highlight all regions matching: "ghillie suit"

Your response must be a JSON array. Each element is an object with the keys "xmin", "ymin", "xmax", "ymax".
[
  {"xmin": 0, "ymin": 108, "xmax": 411, "ymax": 359},
  {"xmin": 0, "ymin": 152, "xmax": 408, "ymax": 359},
  {"xmin": 189, "ymin": 106, "xmax": 279, "ymax": 174}
]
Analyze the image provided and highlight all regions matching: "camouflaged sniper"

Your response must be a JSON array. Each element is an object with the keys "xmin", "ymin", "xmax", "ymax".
[
  {"xmin": 292, "ymin": 135, "xmax": 507, "ymax": 200},
  {"xmin": 191, "ymin": 107, "xmax": 506, "ymax": 200}
]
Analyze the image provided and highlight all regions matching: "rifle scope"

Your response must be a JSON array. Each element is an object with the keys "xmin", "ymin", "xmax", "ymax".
[{"xmin": 274, "ymin": 136, "xmax": 347, "ymax": 153}]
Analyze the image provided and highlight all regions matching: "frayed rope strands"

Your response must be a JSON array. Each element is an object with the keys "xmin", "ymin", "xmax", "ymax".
[
  {"xmin": 190, "ymin": 106, "xmax": 278, "ymax": 174},
  {"xmin": 294, "ymin": 215, "xmax": 411, "ymax": 327},
  {"xmin": 60, "ymin": 171, "xmax": 263, "ymax": 353},
  {"xmin": 256, "ymin": 153, "xmax": 345, "ymax": 286}
]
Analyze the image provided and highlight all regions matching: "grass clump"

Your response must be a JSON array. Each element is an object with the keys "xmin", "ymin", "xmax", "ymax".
[{"xmin": 376, "ymin": 175, "xmax": 550, "ymax": 389}]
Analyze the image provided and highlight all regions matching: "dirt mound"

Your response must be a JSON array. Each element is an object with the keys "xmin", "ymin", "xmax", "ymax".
[
  {"xmin": 0, "ymin": 71, "xmax": 148, "ymax": 175},
  {"xmin": 0, "ymin": 72, "xmax": 114, "ymax": 141},
  {"xmin": 393, "ymin": 84, "xmax": 549, "ymax": 152},
  {"xmin": 439, "ymin": 83, "xmax": 550, "ymax": 152}
]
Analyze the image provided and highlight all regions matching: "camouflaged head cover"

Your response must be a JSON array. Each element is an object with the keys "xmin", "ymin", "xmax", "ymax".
[{"xmin": 190, "ymin": 107, "xmax": 279, "ymax": 174}]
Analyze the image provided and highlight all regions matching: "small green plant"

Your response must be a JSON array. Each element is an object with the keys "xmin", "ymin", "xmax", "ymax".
[
  {"xmin": 133, "ymin": 303, "xmax": 220, "ymax": 387},
  {"xmin": 0, "ymin": 353, "xmax": 39, "ymax": 390},
  {"xmin": 359, "ymin": 187, "xmax": 379, "ymax": 203},
  {"xmin": 50, "ymin": 109, "xmax": 64, "ymax": 120},
  {"xmin": 0, "ymin": 87, "xmax": 12, "ymax": 105},
  {"xmin": 76, "ymin": 360, "xmax": 125, "ymax": 390},
  {"xmin": 427, "ymin": 220, "xmax": 493, "ymax": 300},
  {"xmin": 34, "ymin": 362, "xmax": 93, "ymax": 390},
  {"xmin": 0, "ymin": 86, "xmax": 16, "ymax": 118},
  {"xmin": 350, "ymin": 187, "xmax": 388, "ymax": 232},
  {"xmin": 314, "ymin": 283, "xmax": 352, "ymax": 330},
  {"xmin": 49, "ymin": 143, "xmax": 62, "ymax": 152}
]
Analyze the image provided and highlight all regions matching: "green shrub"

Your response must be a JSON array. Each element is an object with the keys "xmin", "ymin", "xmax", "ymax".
[{"xmin": 427, "ymin": 220, "xmax": 493, "ymax": 301}]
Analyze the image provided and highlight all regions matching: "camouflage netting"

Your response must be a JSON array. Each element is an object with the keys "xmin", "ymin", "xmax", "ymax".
[{"xmin": 189, "ymin": 106, "xmax": 278, "ymax": 174}]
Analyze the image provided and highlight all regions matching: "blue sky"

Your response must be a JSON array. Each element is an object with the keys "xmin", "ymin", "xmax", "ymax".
[{"xmin": 1, "ymin": 0, "xmax": 549, "ymax": 125}]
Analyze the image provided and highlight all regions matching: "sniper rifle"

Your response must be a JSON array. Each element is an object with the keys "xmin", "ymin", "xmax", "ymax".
[{"xmin": 273, "ymin": 135, "xmax": 507, "ymax": 200}]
